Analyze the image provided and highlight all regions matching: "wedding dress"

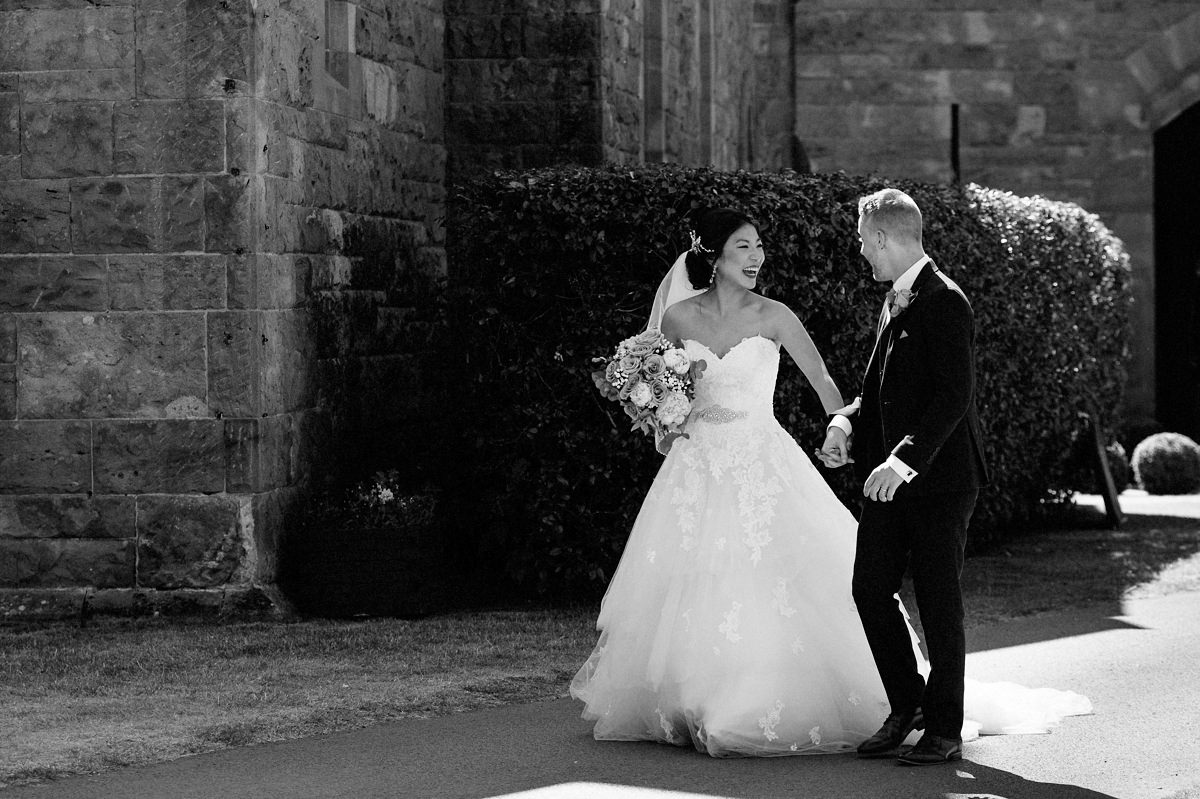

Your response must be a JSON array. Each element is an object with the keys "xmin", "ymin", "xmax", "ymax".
[{"xmin": 570, "ymin": 335, "xmax": 1091, "ymax": 756}]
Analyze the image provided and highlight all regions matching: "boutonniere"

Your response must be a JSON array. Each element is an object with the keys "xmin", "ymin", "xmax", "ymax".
[{"xmin": 887, "ymin": 288, "xmax": 917, "ymax": 318}]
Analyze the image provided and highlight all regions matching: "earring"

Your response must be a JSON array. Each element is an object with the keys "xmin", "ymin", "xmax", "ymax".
[{"xmin": 709, "ymin": 260, "xmax": 719, "ymax": 286}]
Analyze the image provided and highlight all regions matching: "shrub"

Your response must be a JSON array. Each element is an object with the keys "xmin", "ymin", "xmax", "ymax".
[
  {"xmin": 1131, "ymin": 433, "xmax": 1200, "ymax": 495},
  {"xmin": 279, "ymin": 472, "xmax": 446, "ymax": 618},
  {"xmin": 445, "ymin": 164, "xmax": 1132, "ymax": 598}
]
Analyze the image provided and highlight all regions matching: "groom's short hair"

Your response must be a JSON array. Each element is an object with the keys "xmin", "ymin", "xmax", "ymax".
[{"xmin": 858, "ymin": 189, "xmax": 923, "ymax": 246}]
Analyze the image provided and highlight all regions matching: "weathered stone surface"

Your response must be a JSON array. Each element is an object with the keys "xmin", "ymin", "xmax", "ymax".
[
  {"xmin": 93, "ymin": 419, "xmax": 224, "ymax": 493},
  {"xmin": 0, "ymin": 420, "xmax": 91, "ymax": 492},
  {"xmin": 0, "ymin": 587, "xmax": 87, "ymax": 620},
  {"xmin": 108, "ymin": 254, "xmax": 227, "ymax": 310},
  {"xmin": 0, "ymin": 256, "xmax": 108, "ymax": 312},
  {"xmin": 0, "ymin": 92, "xmax": 17, "ymax": 156},
  {"xmin": 0, "ymin": 315, "xmax": 14, "ymax": 363},
  {"xmin": 18, "ymin": 312, "xmax": 207, "ymax": 418},
  {"xmin": 135, "ymin": 0, "xmax": 252, "ymax": 98},
  {"xmin": 250, "ymin": 485, "xmax": 303, "ymax": 583},
  {"xmin": 70, "ymin": 176, "xmax": 205, "ymax": 253},
  {"xmin": 260, "ymin": 309, "xmax": 313, "ymax": 414},
  {"xmin": 20, "ymin": 102, "xmax": 113, "ymax": 178},
  {"xmin": 0, "ymin": 495, "xmax": 135, "ymax": 539},
  {"xmin": 0, "ymin": 364, "xmax": 14, "ymax": 418},
  {"xmin": 136, "ymin": 494, "xmax": 249, "ymax": 589},
  {"xmin": 207, "ymin": 310, "xmax": 261, "ymax": 418},
  {"xmin": 226, "ymin": 253, "xmax": 309, "ymax": 310},
  {"xmin": 114, "ymin": 100, "xmax": 224, "ymax": 174},
  {"xmin": 258, "ymin": 3, "xmax": 316, "ymax": 106},
  {"xmin": 0, "ymin": 8, "xmax": 135, "ymax": 72},
  {"xmin": 204, "ymin": 175, "xmax": 255, "ymax": 253},
  {"xmin": 0, "ymin": 538, "xmax": 134, "ymax": 587},
  {"xmin": 20, "ymin": 69, "xmax": 136, "ymax": 102},
  {"xmin": 224, "ymin": 414, "xmax": 297, "ymax": 493},
  {"xmin": 0, "ymin": 180, "xmax": 71, "ymax": 253}
]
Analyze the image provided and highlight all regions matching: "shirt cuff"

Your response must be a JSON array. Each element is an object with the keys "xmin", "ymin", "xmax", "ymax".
[
  {"xmin": 827, "ymin": 415, "xmax": 853, "ymax": 437},
  {"xmin": 885, "ymin": 455, "xmax": 917, "ymax": 483}
]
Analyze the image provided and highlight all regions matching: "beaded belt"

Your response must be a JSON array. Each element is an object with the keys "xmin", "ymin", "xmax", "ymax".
[{"xmin": 692, "ymin": 405, "xmax": 748, "ymax": 424}]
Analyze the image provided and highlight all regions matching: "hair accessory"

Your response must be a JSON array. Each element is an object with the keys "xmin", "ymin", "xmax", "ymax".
[{"xmin": 688, "ymin": 229, "xmax": 712, "ymax": 255}]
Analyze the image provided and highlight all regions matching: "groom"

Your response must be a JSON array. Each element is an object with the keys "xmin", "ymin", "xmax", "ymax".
[{"xmin": 821, "ymin": 188, "xmax": 989, "ymax": 766}]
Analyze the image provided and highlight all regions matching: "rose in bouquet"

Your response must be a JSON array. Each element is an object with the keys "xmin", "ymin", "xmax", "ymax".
[{"xmin": 591, "ymin": 329, "xmax": 706, "ymax": 442}]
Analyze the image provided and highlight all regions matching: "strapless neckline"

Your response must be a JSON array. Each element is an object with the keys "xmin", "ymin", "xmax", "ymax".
[{"xmin": 683, "ymin": 334, "xmax": 777, "ymax": 361}]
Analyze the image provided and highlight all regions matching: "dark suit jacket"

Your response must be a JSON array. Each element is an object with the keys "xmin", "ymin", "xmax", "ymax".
[{"xmin": 852, "ymin": 261, "xmax": 990, "ymax": 496}]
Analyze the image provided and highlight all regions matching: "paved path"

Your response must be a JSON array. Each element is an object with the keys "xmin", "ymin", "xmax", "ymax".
[{"xmin": 6, "ymin": 494, "xmax": 1199, "ymax": 799}]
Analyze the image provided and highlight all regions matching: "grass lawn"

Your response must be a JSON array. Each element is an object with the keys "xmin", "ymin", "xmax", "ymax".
[{"xmin": 2, "ymin": 494, "xmax": 1197, "ymax": 789}]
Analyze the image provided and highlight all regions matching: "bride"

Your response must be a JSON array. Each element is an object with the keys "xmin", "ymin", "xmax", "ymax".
[{"xmin": 569, "ymin": 208, "xmax": 1090, "ymax": 757}]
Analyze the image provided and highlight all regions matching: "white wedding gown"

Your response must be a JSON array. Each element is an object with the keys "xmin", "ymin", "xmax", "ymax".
[{"xmin": 570, "ymin": 335, "xmax": 1091, "ymax": 756}]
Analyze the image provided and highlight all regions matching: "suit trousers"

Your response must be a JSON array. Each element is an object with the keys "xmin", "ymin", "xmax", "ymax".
[{"xmin": 851, "ymin": 488, "xmax": 978, "ymax": 740}]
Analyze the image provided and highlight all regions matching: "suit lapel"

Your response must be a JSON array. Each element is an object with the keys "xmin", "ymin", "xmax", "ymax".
[{"xmin": 878, "ymin": 261, "xmax": 939, "ymax": 380}]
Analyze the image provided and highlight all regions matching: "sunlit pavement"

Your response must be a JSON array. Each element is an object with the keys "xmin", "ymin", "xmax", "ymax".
[{"xmin": 4, "ymin": 493, "xmax": 1198, "ymax": 799}]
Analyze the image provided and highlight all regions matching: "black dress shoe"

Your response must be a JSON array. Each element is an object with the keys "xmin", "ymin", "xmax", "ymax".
[
  {"xmin": 856, "ymin": 708, "xmax": 924, "ymax": 758},
  {"xmin": 897, "ymin": 733, "xmax": 962, "ymax": 765}
]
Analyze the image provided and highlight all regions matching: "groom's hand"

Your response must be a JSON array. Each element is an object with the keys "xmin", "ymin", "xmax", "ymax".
[
  {"xmin": 817, "ymin": 428, "xmax": 853, "ymax": 468},
  {"xmin": 864, "ymin": 463, "xmax": 904, "ymax": 502}
]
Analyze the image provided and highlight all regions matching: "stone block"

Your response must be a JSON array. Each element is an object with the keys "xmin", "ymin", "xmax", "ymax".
[
  {"xmin": 0, "ymin": 93, "xmax": 17, "ymax": 156},
  {"xmin": 136, "ymin": 494, "xmax": 249, "ymax": 589},
  {"xmin": 0, "ymin": 420, "xmax": 91, "ymax": 493},
  {"xmin": 0, "ymin": 8, "xmax": 135, "ymax": 72},
  {"xmin": 204, "ymin": 175, "xmax": 255, "ymax": 253},
  {"xmin": 260, "ymin": 308, "xmax": 313, "ymax": 414},
  {"xmin": 114, "ymin": 100, "xmax": 224, "ymax": 173},
  {"xmin": 0, "ymin": 363, "xmax": 13, "ymax": 418},
  {"xmin": 0, "ymin": 314, "xmax": 14, "ymax": 363},
  {"xmin": 234, "ymin": 253, "xmax": 309, "ymax": 309},
  {"xmin": 0, "ymin": 495, "xmax": 136, "ymax": 539},
  {"xmin": 0, "ymin": 539, "xmax": 135, "ymax": 588},
  {"xmin": 251, "ymin": 485, "xmax": 303, "ymax": 583},
  {"xmin": 135, "ymin": 0, "xmax": 252, "ymax": 98},
  {"xmin": 0, "ymin": 256, "xmax": 108, "ymax": 312},
  {"xmin": 93, "ymin": 419, "xmax": 224, "ymax": 493},
  {"xmin": 19, "ymin": 312, "xmax": 207, "ymax": 418},
  {"xmin": 0, "ymin": 588, "xmax": 87, "ymax": 620},
  {"xmin": 207, "ymin": 310, "xmax": 262, "ymax": 418},
  {"xmin": 70, "ymin": 176, "xmax": 205, "ymax": 253},
  {"xmin": 258, "ymin": 5, "xmax": 315, "ymax": 107},
  {"xmin": 20, "ymin": 102, "xmax": 114, "ymax": 178},
  {"xmin": 224, "ymin": 413, "xmax": 297, "ymax": 493},
  {"xmin": 225, "ymin": 97, "xmax": 265, "ymax": 177},
  {"xmin": 108, "ymin": 254, "xmax": 227, "ymax": 310},
  {"xmin": 20, "ymin": 69, "xmax": 136, "ymax": 102},
  {"xmin": 446, "ymin": 14, "xmax": 520, "ymax": 59},
  {"xmin": 0, "ymin": 180, "xmax": 71, "ymax": 253},
  {"xmin": 960, "ymin": 103, "xmax": 1018, "ymax": 146}
]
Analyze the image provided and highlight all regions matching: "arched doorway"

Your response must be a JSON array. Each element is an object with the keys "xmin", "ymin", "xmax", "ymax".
[{"xmin": 1153, "ymin": 101, "xmax": 1200, "ymax": 440}]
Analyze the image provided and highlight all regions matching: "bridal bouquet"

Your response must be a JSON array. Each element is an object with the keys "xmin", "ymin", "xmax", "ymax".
[{"xmin": 591, "ymin": 329, "xmax": 705, "ymax": 440}]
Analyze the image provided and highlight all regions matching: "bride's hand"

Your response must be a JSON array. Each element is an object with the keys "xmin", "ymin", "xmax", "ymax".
[
  {"xmin": 656, "ymin": 431, "xmax": 687, "ymax": 456},
  {"xmin": 830, "ymin": 396, "xmax": 861, "ymax": 418}
]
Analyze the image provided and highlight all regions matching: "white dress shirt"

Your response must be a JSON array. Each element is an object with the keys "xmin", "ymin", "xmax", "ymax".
[{"xmin": 828, "ymin": 255, "xmax": 931, "ymax": 482}]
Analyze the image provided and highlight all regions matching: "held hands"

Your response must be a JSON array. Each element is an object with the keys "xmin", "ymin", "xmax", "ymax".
[
  {"xmin": 864, "ymin": 462, "xmax": 905, "ymax": 502},
  {"xmin": 816, "ymin": 427, "xmax": 854, "ymax": 469}
]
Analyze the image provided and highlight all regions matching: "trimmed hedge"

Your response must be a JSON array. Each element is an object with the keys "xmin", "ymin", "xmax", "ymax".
[
  {"xmin": 1131, "ymin": 432, "xmax": 1200, "ymax": 494},
  {"xmin": 444, "ymin": 164, "xmax": 1132, "ymax": 599}
]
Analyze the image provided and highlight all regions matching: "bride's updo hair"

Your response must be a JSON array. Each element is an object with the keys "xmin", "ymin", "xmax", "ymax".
[{"xmin": 684, "ymin": 208, "xmax": 757, "ymax": 289}]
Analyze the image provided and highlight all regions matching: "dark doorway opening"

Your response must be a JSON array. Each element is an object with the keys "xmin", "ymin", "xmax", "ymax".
[{"xmin": 1153, "ymin": 102, "xmax": 1200, "ymax": 440}]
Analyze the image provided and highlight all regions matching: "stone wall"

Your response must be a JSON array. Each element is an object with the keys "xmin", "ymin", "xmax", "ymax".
[
  {"xmin": 445, "ymin": 0, "xmax": 603, "ymax": 181},
  {"xmin": 0, "ymin": 0, "xmax": 445, "ymax": 617},
  {"xmin": 792, "ymin": 0, "xmax": 1200, "ymax": 421},
  {"xmin": 451, "ymin": 0, "xmax": 772, "ymax": 174}
]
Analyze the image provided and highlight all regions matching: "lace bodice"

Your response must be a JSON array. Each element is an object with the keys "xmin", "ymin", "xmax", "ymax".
[{"xmin": 684, "ymin": 335, "xmax": 780, "ymax": 425}]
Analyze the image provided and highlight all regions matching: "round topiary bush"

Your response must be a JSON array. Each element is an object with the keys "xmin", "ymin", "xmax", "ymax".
[{"xmin": 1131, "ymin": 433, "xmax": 1200, "ymax": 495}]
